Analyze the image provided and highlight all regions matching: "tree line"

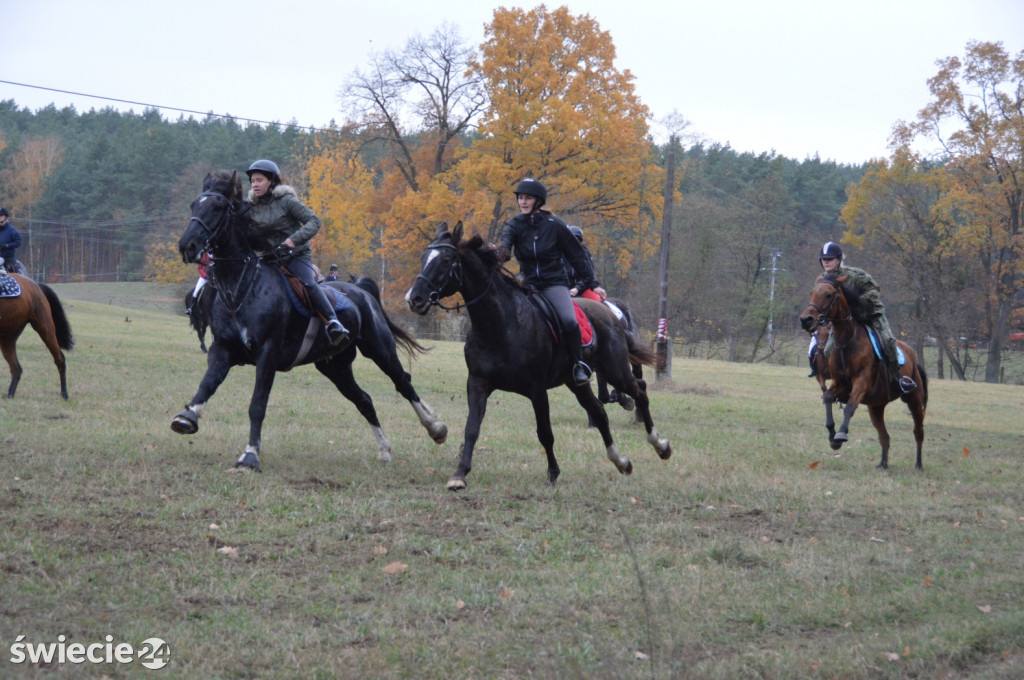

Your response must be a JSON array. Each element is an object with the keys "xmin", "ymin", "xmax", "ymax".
[{"xmin": 0, "ymin": 8, "xmax": 1020, "ymax": 382}]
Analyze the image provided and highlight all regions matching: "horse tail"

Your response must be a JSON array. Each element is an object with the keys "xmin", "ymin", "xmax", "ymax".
[
  {"xmin": 626, "ymin": 332, "xmax": 657, "ymax": 367},
  {"xmin": 39, "ymin": 283, "xmax": 75, "ymax": 351},
  {"xmin": 918, "ymin": 363, "xmax": 929, "ymax": 409},
  {"xmin": 352, "ymin": 275, "xmax": 428, "ymax": 357}
]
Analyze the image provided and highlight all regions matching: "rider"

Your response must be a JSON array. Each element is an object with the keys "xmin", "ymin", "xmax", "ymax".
[
  {"xmin": 0, "ymin": 208, "xmax": 24, "ymax": 274},
  {"xmin": 498, "ymin": 178, "xmax": 600, "ymax": 386},
  {"xmin": 815, "ymin": 241, "xmax": 916, "ymax": 393},
  {"xmin": 244, "ymin": 159, "xmax": 349, "ymax": 346},
  {"xmin": 325, "ymin": 264, "xmax": 339, "ymax": 282},
  {"xmin": 566, "ymin": 226, "xmax": 606, "ymax": 302}
]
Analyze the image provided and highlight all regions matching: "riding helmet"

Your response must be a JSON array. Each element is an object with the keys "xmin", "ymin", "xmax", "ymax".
[
  {"xmin": 514, "ymin": 178, "xmax": 547, "ymax": 207},
  {"xmin": 819, "ymin": 241, "xmax": 843, "ymax": 263},
  {"xmin": 246, "ymin": 159, "xmax": 282, "ymax": 184},
  {"xmin": 329, "ymin": 264, "xmax": 339, "ymax": 271},
  {"xmin": 0, "ymin": 207, "xmax": 9, "ymax": 217},
  {"xmin": 569, "ymin": 225, "xmax": 583, "ymax": 242}
]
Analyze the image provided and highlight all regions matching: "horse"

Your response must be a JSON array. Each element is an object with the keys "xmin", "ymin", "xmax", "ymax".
[
  {"xmin": 799, "ymin": 273, "xmax": 927, "ymax": 469},
  {"xmin": 0, "ymin": 270, "xmax": 74, "ymax": 399},
  {"xmin": 184, "ymin": 286, "xmax": 211, "ymax": 353},
  {"xmin": 405, "ymin": 222, "xmax": 670, "ymax": 491},
  {"xmin": 593, "ymin": 297, "xmax": 641, "ymax": 413},
  {"xmin": 173, "ymin": 170, "xmax": 447, "ymax": 472}
]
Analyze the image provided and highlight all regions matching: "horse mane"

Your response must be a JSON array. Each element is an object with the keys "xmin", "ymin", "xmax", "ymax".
[
  {"xmin": 821, "ymin": 272, "xmax": 865, "ymax": 312},
  {"xmin": 208, "ymin": 170, "xmax": 244, "ymax": 203},
  {"xmin": 461, "ymin": 233, "xmax": 519, "ymax": 286}
]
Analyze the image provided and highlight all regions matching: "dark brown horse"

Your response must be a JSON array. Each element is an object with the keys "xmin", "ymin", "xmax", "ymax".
[
  {"xmin": 0, "ymin": 273, "xmax": 75, "ymax": 399},
  {"xmin": 405, "ymin": 222, "xmax": 670, "ymax": 491},
  {"xmin": 799, "ymin": 273, "xmax": 927, "ymax": 469}
]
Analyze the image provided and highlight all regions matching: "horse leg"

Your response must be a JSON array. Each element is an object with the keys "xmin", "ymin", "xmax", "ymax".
[
  {"xmin": 867, "ymin": 403, "xmax": 891, "ymax": 470},
  {"xmin": 822, "ymin": 391, "xmax": 839, "ymax": 448},
  {"xmin": 528, "ymin": 388, "xmax": 562, "ymax": 485},
  {"xmin": 28, "ymin": 315, "xmax": 69, "ymax": 400},
  {"xmin": 906, "ymin": 388, "xmax": 926, "ymax": 470},
  {"xmin": 568, "ymin": 382, "xmax": 632, "ymax": 475},
  {"xmin": 356, "ymin": 335, "xmax": 447, "ymax": 445},
  {"xmin": 315, "ymin": 355, "xmax": 393, "ymax": 462},
  {"xmin": 1, "ymin": 336, "xmax": 23, "ymax": 398},
  {"xmin": 448, "ymin": 375, "xmax": 492, "ymax": 491},
  {"xmin": 171, "ymin": 345, "xmax": 233, "ymax": 435},
  {"xmin": 234, "ymin": 360, "xmax": 278, "ymax": 472},
  {"xmin": 605, "ymin": 365, "xmax": 671, "ymax": 460}
]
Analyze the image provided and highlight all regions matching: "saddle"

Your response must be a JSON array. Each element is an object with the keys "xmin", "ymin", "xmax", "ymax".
[
  {"xmin": 275, "ymin": 267, "xmax": 353, "ymax": 319},
  {"xmin": 821, "ymin": 324, "xmax": 904, "ymax": 367},
  {"xmin": 0, "ymin": 271, "xmax": 21, "ymax": 298},
  {"xmin": 528, "ymin": 294, "xmax": 594, "ymax": 347}
]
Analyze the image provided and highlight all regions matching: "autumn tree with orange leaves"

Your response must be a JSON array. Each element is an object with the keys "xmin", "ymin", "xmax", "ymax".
[
  {"xmin": 842, "ymin": 41, "xmax": 1024, "ymax": 383},
  {"xmin": 451, "ymin": 5, "xmax": 663, "ymax": 297}
]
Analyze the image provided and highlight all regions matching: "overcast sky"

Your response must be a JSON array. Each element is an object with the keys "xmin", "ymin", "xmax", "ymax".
[{"xmin": 3, "ymin": 0, "xmax": 1022, "ymax": 165}]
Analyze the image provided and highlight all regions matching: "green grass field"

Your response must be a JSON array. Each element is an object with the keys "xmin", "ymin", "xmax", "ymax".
[{"xmin": 0, "ymin": 283, "xmax": 1022, "ymax": 678}]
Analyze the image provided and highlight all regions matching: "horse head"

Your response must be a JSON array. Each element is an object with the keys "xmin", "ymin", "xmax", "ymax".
[
  {"xmin": 179, "ymin": 170, "xmax": 244, "ymax": 264},
  {"xmin": 800, "ymin": 273, "xmax": 851, "ymax": 332},
  {"xmin": 406, "ymin": 222, "xmax": 465, "ymax": 314}
]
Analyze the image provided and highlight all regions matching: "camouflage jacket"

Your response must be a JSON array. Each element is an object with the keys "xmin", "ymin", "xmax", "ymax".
[
  {"xmin": 836, "ymin": 265, "xmax": 885, "ymax": 322},
  {"xmin": 245, "ymin": 184, "xmax": 321, "ymax": 260}
]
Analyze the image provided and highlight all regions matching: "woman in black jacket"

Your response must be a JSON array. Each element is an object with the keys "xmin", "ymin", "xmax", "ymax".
[{"xmin": 497, "ymin": 179, "xmax": 599, "ymax": 386}]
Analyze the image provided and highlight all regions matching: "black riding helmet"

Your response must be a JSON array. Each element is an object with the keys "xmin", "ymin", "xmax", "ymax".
[
  {"xmin": 246, "ymin": 159, "xmax": 281, "ymax": 185},
  {"xmin": 0, "ymin": 207, "xmax": 9, "ymax": 218},
  {"xmin": 514, "ymin": 178, "xmax": 547, "ymax": 208},
  {"xmin": 819, "ymin": 241, "xmax": 843, "ymax": 267},
  {"xmin": 569, "ymin": 225, "xmax": 583, "ymax": 242}
]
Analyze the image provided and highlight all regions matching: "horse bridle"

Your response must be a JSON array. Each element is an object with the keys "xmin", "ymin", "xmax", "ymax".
[
  {"xmin": 808, "ymin": 278, "xmax": 856, "ymax": 350},
  {"xmin": 415, "ymin": 241, "xmax": 493, "ymax": 311},
  {"xmin": 188, "ymin": 190, "xmax": 236, "ymax": 251},
  {"xmin": 187, "ymin": 190, "xmax": 259, "ymax": 314}
]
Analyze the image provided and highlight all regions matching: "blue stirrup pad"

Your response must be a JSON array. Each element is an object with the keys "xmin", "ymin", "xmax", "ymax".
[{"xmin": 866, "ymin": 326, "xmax": 905, "ymax": 365}]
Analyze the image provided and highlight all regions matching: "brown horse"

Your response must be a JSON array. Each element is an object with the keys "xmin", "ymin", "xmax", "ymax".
[
  {"xmin": 799, "ymin": 273, "xmax": 927, "ymax": 469},
  {"xmin": 0, "ymin": 273, "xmax": 75, "ymax": 399}
]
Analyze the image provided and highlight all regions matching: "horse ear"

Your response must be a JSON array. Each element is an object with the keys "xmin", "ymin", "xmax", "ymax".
[
  {"xmin": 435, "ymin": 222, "xmax": 449, "ymax": 239},
  {"xmin": 452, "ymin": 221, "xmax": 464, "ymax": 242},
  {"xmin": 203, "ymin": 172, "xmax": 213, "ymax": 190}
]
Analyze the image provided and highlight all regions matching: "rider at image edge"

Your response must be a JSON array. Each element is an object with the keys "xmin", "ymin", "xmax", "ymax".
[
  {"xmin": 0, "ymin": 207, "xmax": 25, "ymax": 274},
  {"xmin": 808, "ymin": 241, "xmax": 916, "ymax": 393},
  {"xmin": 244, "ymin": 159, "xmax": 349, "ymax": 346},
  {"xmin": 497, "ymin": 178, "xmax": 605, "ymax": 387}
]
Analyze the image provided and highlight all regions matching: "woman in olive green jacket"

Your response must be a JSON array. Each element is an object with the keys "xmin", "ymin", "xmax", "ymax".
[{"xmin": 245, "ymin": 159, "xmax": 348, "ymax": 345}]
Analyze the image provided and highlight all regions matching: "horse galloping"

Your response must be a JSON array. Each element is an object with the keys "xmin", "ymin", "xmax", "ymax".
[
  {"xmin": 405, "ymin": 222, "xmax": 670, "ymax": 491},
  {"xmin": 799, "ymin": 273, "xmax": 927, "ymax": 469},
  {"xmin": 173, "ymin": 170, "xmax": 447, "ymax": 472},
  {"xmin": 0, "ymin": 271, "xmax": 74, "ymax": 399}
]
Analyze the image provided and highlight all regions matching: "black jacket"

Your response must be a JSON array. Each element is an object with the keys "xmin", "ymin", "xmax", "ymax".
[{"xmin": 499, "ymin": 211, "xmax": 598, "ymax": 290}]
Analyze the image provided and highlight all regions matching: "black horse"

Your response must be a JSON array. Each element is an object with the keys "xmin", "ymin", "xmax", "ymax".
[
  {"xmin": 406, "ymin": 222, "xmax": 670, "ymax": 491},
  {"xmin": 593, "ymin": 297, "xmax": 641, "ymax": 413},
  {"xmin": 173, "ymin": 170, "xmax": 447, "ymax": 472}
]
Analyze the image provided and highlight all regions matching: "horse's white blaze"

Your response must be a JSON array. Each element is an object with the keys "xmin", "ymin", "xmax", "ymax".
[{"xmin": 371, "ymin": 425, "xmax": 392, "ymax": 462}]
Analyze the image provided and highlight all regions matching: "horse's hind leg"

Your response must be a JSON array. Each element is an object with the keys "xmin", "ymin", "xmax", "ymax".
[
  {"xmin": 867, "ymin": 403, "xmax": 891, "ymax": 469},
  {"xmin": 607, "ymin": 369, "xmax": 671, "ymax": 461},
  {"xmin": 315, "ymin": 356, "xmax": 392, "ymax": 462},
  {"xmin": 1, "ymin": 336, "xmax": 23, "ymax": 398},
  {"xmin": 29, "ymin": 318, "xmax": 68, "ymax": 400},
  {"xmin": 907, "ymin": 392, "xmax": 926, "ymax": 470},
  {"xmin": 356, "ymin": 337, "xmax": 447, "ymax": 445},
  {"xmin": 569, "ymin": 382, "xmax": 632, "ymax": 475}
]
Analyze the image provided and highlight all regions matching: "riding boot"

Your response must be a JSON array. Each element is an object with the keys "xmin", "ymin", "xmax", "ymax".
[
  {"xmin": 807, "ymin": 352, "xmax": 817, "ymax": 378},
  {"xmin": 565, "ymin": 325, "xmax": 592, "ymax": 387},
  {"xmin": 306, "ymin": 282, "xmax": 349, "ymax": 346}
]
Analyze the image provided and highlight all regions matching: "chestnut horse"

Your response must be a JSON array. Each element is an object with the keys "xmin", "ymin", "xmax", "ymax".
[
  {"xmin": 799, "ymin": 273, "xmax": 927, "ymax": 469},
  {"xmin": 0, "ymin": 272, "xmax": 74, "ymax": 399}
]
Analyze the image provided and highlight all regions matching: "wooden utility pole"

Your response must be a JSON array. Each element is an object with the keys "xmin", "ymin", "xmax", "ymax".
[{"xmin": 655, "ymin": 150, "xmax": 676, "ymax": 381}]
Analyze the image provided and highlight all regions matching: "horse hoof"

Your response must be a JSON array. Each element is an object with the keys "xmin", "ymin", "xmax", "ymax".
[
  {"xmin": 446, "ymin": 478, "xmax": 467, "ymax": 492},
  {"xmin": 834, "ymin": 432, "xmax": 848, "ymax": 442},
  {"xmin": 619, "ymin": 459, "xmax": 634, "ymax": 475},
  {"xmin": 619, "ymin": 396, "xmax": 635, "ymax": 412},
  {"xmin": 829, "ymin": 441, "xmax": 843, "ymax": 451},
  {"xmin": 234, "ymin": 451, "xmax": 262, "ymax": 473},
  {"xmin": 171, "ymin": 410, "xmax": 198, "ymax": 435},
  {"xmin": 430, "ymin": 423, "xmax": 448, "ymax": 444},
  {"xmin": 658, "ymin": 442, "xmax": 672, "ymax": 460}
]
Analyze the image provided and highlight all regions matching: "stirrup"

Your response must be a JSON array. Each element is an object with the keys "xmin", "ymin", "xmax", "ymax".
[
  {"xmin": 325, "ymin": 319, "xmax": 349, "ymax": 346},
  {"xmin": 572, "ymin": 361, "xmax": 592, "ymax": 386},
  {"xmin": 898, "ymin": 375, "xmax": 917, "ymax": 393}
]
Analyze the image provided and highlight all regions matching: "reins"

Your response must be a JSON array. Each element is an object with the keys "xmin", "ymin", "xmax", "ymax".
[{"xmin": 418, "ymin": 242, "xmax": 495, "ymax": 312}]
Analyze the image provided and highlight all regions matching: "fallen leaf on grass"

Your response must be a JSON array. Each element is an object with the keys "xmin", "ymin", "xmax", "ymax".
[
  {"xmin": 208, "ymin": 523, "xmax": 220, "ymax": 531},
  {"xmin": 634, "ymin": 651, "xmax": 649, "ymax": 660},
  {"xmin": 216, "ymin": 546, "xmax": 239, "ymax": 559},
  {"xmin": 962, "ymin": 446, "xmax": 971, "ymax": 457},
  {"xmin": 903, "ymin": 647, "xmax": 911, "ymax": 657},
  {"xmin": 885, "ymin": 652, "xmax": 900, "ymax": 662},
  {"xmin": 809, "ymin": 461, "xmax": 820, "ymax": 470},
  {"xmin": 497, "ymin": 587, "xmax": 514, "ymax": 601},
  {"xmin": 382, "ymin": 562, "xmax": 407, "ymax": 575},
  {"xmin": 977, "ymin": 510, "xmax": 985, "ymax": 520},
  {"xmin": 455, "ymin": 600, "xmax": 465, "ymax": 610},
  {"xmin": 977, "ymin": 605, "xmax": 992, "ymax": 613},
  {"xmin": 923, "ymin": 577, "xmax": 934, "ymax": 586},
  {"xmin": 373, "ymin": 545, "xmax": 388, "ymax": 556}
]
